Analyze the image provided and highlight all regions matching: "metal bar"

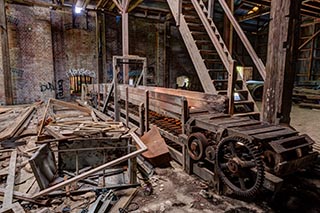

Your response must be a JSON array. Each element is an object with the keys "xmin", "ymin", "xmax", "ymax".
[{"xmin": 32, "ymin": 132, "xmax": 147, "ymax": 198}]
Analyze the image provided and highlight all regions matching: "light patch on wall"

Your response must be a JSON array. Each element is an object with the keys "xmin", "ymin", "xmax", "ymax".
[{"xmin": 75, "ymin": 7, "xmax": 82, "ymax": 14}]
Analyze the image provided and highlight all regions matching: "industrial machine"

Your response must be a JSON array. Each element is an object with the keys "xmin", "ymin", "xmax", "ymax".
[{"xmin": 82, "ymin": 83, "xmax": 318, "ymax": 199}]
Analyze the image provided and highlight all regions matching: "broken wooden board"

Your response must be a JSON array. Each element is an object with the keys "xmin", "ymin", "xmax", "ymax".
[
  {"xmin": 2, "ymin": 150, "xmax": 17, "ymax": 209},
  {"xmin": 0, "ymin": 202, "xmax": 25, "ymax": 213},
  {"xmin": 29, "ymin": 144, "xmax": 57, "ymax": 190},
  {"xmin": 110, "ymin": 188, "xmax": 138, "ymax": 213}
]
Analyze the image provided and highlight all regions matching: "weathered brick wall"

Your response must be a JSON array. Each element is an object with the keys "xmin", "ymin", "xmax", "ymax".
[
  {"xmin": 51, "ymin": 10, "xmax": 97, "ymax": 99},
  {"xmin": 106, "ymin": 15, "xmax": 121, "ymax": 82},
  {"xmin": 6, "ymin": 5, "xmax": 55, "ymax": 104},
  {"xmin": 0, "ymin": 6, "xmax": 97, "ymax": 104},
  {"xmin": 129, "ymin": 17, "xmax": 166, "ymax": 87}
]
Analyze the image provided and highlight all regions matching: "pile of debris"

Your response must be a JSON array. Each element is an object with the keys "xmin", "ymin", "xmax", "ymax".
[
  {"xmin": 293, "ymin": 82, "xmax": 320, "ymax": 109},
  {"xmin": 0, "ymin": 98, "xmax": 150, "ymax": 212}
]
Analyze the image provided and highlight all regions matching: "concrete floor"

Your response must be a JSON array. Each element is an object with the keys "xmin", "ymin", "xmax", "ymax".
[{"xmin": 290, "ymin": 103, "xmax": 320, "ymax": 151}]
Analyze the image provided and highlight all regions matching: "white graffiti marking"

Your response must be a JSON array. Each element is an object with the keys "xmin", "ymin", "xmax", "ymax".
[{"xmin": 67, "ymin": 68, "xmax": 96, "ymax": 78}]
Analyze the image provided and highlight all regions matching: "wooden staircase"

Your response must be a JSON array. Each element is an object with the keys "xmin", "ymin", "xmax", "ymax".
[{"xmin": 167, "ymin": 0, "xmax": 260, "ymax": 118}]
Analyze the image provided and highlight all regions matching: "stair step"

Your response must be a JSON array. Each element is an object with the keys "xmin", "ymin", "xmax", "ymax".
[
  {"xmin": 208, "ymin": 69, "xmax": 227, "ymax": 72},
  {"xmin": 205, "ymin": 58, "xmax": 222, "ymax": 63},
  {"xmin": 191, "ymin": 31, "xmax": 208, "ymax": 36},
  {"xmin": 233, "ymin": 112, "xmax": 260, "ymax": 119},
  {"xmin": 234, "ymin": 100, "xmax": 254, "ymax": 105},
  {"xmin": 195, "ymin": 40, "xmax": 212, "ymax": 45},
  {"xmin": 187, "ymin": 23, "xmax": 204, "ymax": 31},
  {"xmin": 184, "ymin": 15, "xmax": 201, "ymax": 23},
  {"xmin": 199, "ymin": 49, "xmax": 217, "ymax": 54}
]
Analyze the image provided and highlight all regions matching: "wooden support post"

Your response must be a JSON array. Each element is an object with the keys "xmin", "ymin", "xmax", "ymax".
[
  {"xmin": 128, "ymin": 138, "xmax": 137, "ymax": 184},
  {"xmin": 2, "ymin": 151, "xmax": 17, "ymax": 209},
  {"xmin": 181, "ymin": 97, "xmax": 188, "ymax": 135},
  {"xmin": 144, "ymin": 90, "xmax": 149, "ymax": 133},
  {"xmin": 122, "ymin": 0, "xmax": 129, "ymax": 84},
  {"xmin": 0, "ymin": 0, "xmax": 13, "ymax": 105},
  {"xmin": 102, "ymin": 13, "xmax": 107, "ymax": 82},
  {"xmin": 223, "ymin": 0, "xmax": 233, "ymax": 53},
  {"xmin": 143, "ymin": 58, "xmax": 147, "ymax": 86},
  {"xmin": 96, "ymin": 11, "xmax": 103, "ymax": 110},
  {"xmin": 139, "ymin": 103, "xmax": 144, "ymax": 135},
  {"xmin": 262, "ymin": 0, "xmax": 302, "ymax": 124},
  {"xmin": 208, "ymin": 0, "xmax": 215, "ymax": 19},
  {"xmin": 114, "ymin": 66, "xmax": 120, "ymax": 121},
  {"xmin": 125, "ymin": 86, "xmax": 129, "ymax": 127},
  {"xmin": 227, "ymin": 61, "xmax": 236, "ymax": 115},
  {"xmin": 177, "ymin": 0, "xmax": 182, "ymax": 26}
]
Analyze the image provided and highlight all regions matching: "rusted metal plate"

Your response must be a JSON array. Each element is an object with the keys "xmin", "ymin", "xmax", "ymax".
[{"xmin": 140, "ymin": 126, "xmax": 171, "ymax": 167}]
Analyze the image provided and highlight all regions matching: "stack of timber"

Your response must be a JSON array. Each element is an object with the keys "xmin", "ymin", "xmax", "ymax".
[
  {"xmin": 293, "ymin": 87, "xmax": 320, "ymax": 109},
  {"xmin": 0, "ymin": 99, "xmax": 147, "ymax": 212}
]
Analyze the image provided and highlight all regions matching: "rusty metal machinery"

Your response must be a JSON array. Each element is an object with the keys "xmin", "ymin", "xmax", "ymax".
[{"xmin": 84, "ymin": 84, "xmax": 319, "ymax": 199}]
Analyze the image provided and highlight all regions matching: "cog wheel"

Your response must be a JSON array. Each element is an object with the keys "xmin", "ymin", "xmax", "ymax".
[
  {"xmin": 187, "ymin": 132, "xmax": 208, "ymax": 161},
  {"xmin": 215, "ymin": 135, "xmax": 264, "ymax": 198}
]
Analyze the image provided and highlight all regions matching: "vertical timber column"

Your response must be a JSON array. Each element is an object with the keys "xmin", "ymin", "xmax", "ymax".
[
  {"xmin": 102, "ymin": 13, "xmax": 107, "ymax": 83},
  {"xmin": 0, "ymin": 0, "xmax": 13, "ymax": 104},
  {"xmin": 223, "ymin": 0, "xmax": 233, "ymax": 53},
  {"xmin": 122, "ymin": 0, "xmax": 129, "ymax": 84},
  {"xmin": 96, "ymin": 12, "xmax": 103, "ymax": 84},
  {"xmin": 262, "ymin": 0, "xmax": 302, "ymax": 124}
]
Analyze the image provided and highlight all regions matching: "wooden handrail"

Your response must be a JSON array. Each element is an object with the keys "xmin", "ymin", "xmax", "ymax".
[
  {"xmin": 218, "ymin": 0, "xmax": 266, "ymax": 80},
  {"xmin": 192, "ymin": 0, "xmax": 232, "ymax": 72}
]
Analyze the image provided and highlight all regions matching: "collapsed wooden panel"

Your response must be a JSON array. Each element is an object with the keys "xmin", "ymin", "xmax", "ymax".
[{"xmin": 29, "ymin": 144, "xmax": 57, "ymax": 190}]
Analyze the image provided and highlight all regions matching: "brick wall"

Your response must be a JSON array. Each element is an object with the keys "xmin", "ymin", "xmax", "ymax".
[
  {"xmin": 0, "ymin": 6, "xmax": 97, "ymax": 104},
  {"xmin": 6, "ymin": 5, "xmax": 55, "ymax": 104},
  {"xmin": 51, "ymin": 10, "xmax": 97, "ymax": 100}
]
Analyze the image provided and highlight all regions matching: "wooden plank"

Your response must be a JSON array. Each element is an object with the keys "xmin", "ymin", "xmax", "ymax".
[
  {"xmin": 0, "ymin": 106, "xmax": 35, "ymax": 140},
  {"xmin": 0, "ymin": 202, "xmax": 25, "ymax": 213},
  {"xmin": 239, "ymin": 125, "xmax": 285, "ymax": 135},
  {"xmin": 38, "ymin": 99, "xmax": 51, "ymax": 136},
  {"xmin": 252, "ymin": 128, "xmax": 297, "ymax": 141},
  {"xmin": 2, "ymin": 150, "xmax": 17, "ymax": 208},
  {"xmin": 51, "ymin": 99, "xmax": 91, "ymax": 114},
  {"xmin": 0, "ymin": 188, "xmax": 47, "ymax": 205},
  {"xmin": 299, "ymin": 103, "xmax": 320, "ymax": 109},
  {"xmin": 110, "ymin": 188, "xmax": 138, "ymax": 213},
  {"xmin": 222, "ymin": 120, "xmax": 261, "ymax": 128}
]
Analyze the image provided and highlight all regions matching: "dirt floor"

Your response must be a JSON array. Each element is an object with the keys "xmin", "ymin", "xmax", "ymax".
[{"xmin": 129, "ymin": 104, "xmax": 320, "ymax": 213}]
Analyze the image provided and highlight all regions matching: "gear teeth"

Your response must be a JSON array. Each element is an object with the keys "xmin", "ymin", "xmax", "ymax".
[{"xmin": 216, "ymin": 135, "xmax": 265, "ymax": 199}]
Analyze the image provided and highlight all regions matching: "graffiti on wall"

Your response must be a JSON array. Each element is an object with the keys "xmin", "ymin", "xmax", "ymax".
[
  {"xmin": 67, "ymin": 68, "xmax": 96, "ymax": 78},
  {"xmin": 11, "ymin": 68, "xmax": 24, "ymax": 77},
  {"xmin": 56, "ymin": 79, "xmax": 64, "ymax": 99},
  {"xmin": 40, "ymin": 82, "xmax": 55, "ymax": 92},
  {"xmin": 40, "ymin": 80, "xmax": 65, "ymax": 99},
  {"xmin": 7, "ymin": 16, "xmax": 19, "ymax": 25}
]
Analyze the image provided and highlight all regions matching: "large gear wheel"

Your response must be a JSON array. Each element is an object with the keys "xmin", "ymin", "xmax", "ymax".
[
  {"xmin": 215, "ymin": 135, "xmax": 264, "ymax": 198},
  {"xmin": 187, "ymin": 132, "xmax": 208, "ymax": 161}
]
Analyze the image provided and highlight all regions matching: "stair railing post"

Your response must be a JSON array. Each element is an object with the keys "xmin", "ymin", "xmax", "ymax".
[
  {"xmin": 227, "ymin": 60, "xmax": 236, "ymax": 115},
  {"xmin": 177, "ymin": 0, "xmax": 182, "ymax": 26},
  {"xmin": 208, "ymin": 0, "xmax": 215, "ymax": 18}
]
